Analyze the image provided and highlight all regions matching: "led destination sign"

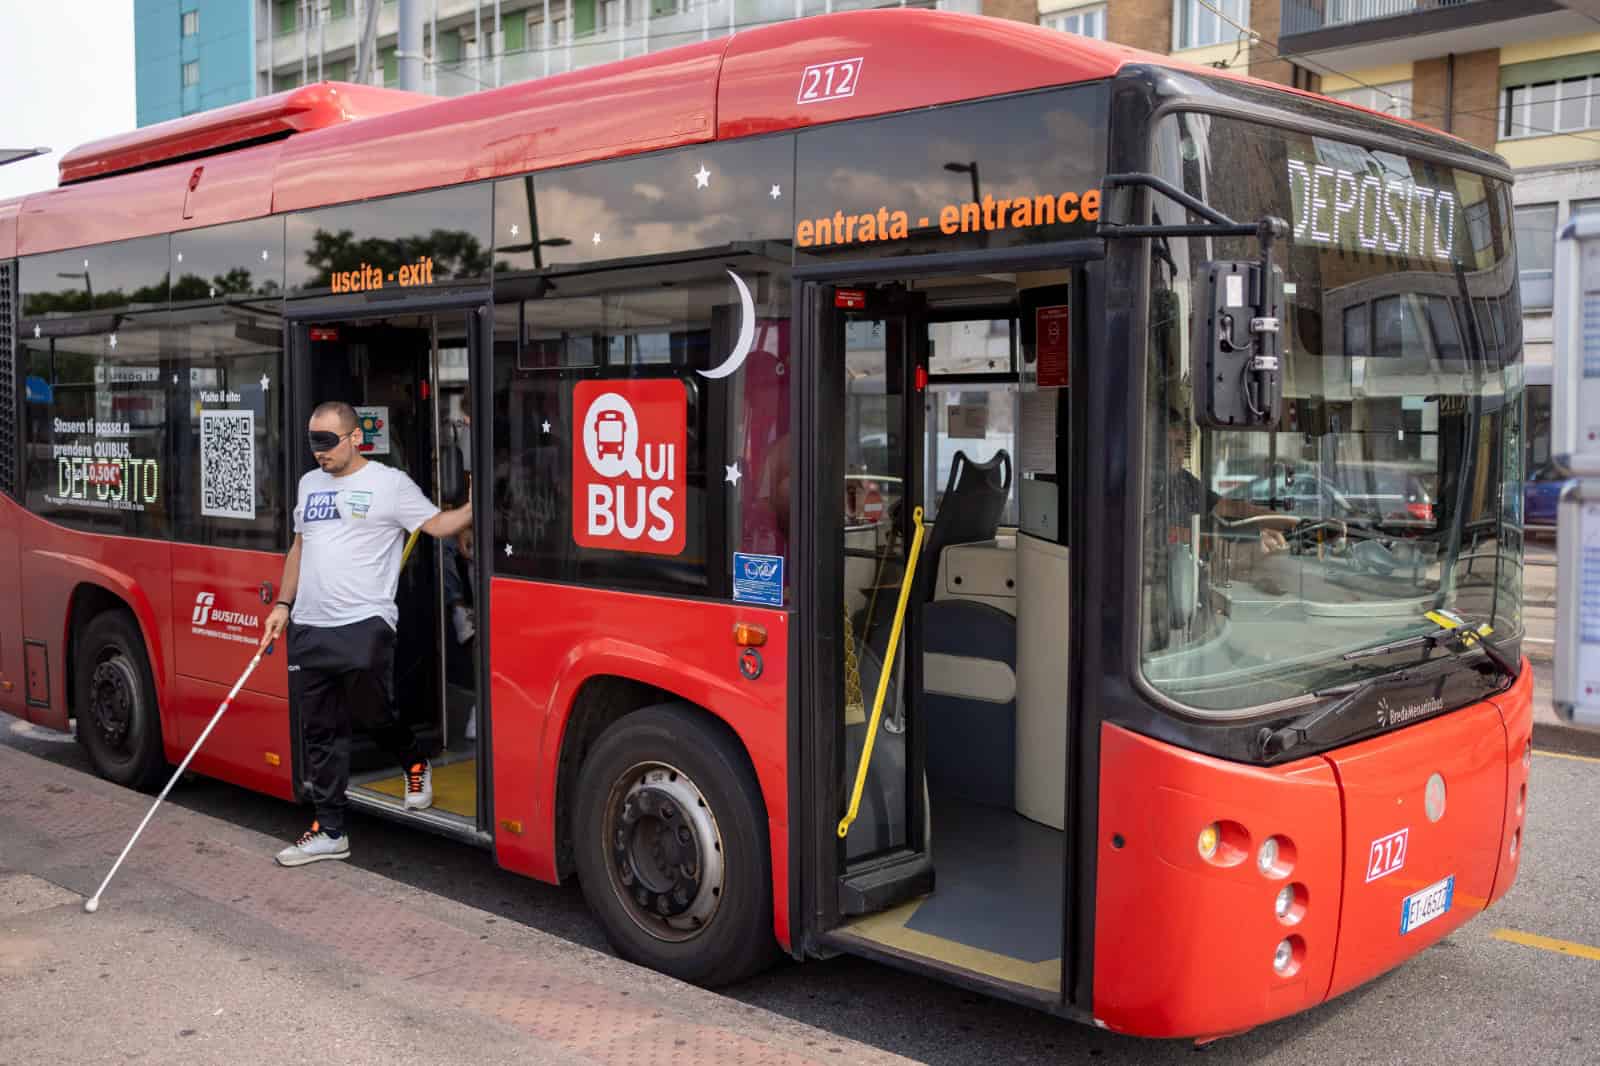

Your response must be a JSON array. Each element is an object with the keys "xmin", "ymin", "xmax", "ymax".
[{"xmin": 1287, "ymin": 158, "xmax": 1457, "ymax": 263}]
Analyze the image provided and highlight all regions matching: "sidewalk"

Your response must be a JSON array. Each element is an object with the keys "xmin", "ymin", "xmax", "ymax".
[{"xmin": 0, "ymin": 744, "xmax": 911, "ymax": 1066}]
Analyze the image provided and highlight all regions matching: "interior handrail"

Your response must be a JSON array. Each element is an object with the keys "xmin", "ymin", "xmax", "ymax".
[{"xmin": 838, "ymin": 506, "xmax": 927, "ymax": 840}]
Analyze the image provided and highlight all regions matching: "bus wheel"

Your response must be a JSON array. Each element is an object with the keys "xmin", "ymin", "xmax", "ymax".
[
  {"xmin": 75, "ymin": 611, "xmax": 166, "ymax": 791},
  {"xmin": 574, "ymin": 703, "xmax": 776, "ymax": 987}
]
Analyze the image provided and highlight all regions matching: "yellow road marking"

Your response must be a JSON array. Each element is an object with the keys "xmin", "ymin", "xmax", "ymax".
[
  {"xmin": 1493, "ymin": 929, "xmax": 1600, "ymax": 961},
  {"xmin": 1534, "ymin": 749, "xmax": 1600, "ymax": 765}
]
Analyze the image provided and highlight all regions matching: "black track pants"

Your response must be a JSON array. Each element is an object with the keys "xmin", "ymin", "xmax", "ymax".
[{"xmin": 288, "ymin": 617, "xmax": 425, "ymax": 833}]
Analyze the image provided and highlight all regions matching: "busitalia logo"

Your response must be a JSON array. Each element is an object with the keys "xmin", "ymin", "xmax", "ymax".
[
  {"xmin": 573, "ymin": 380, "xmax": 686, "ymax": 555},
  {"xmin": 191, "ymin": 591, "xmax": 260, "ymax": 631}
]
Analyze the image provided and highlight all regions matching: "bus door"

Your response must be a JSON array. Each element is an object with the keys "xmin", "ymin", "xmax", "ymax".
[
  {"xmin": 807, "ymin": 282, "xmax": 934, "ymax": 915},
  {"xmin": 804, "ymin": 267, "xmax": 1076, "ymax": 1005},
  {"xmin": 287, "ymin": 308, "xmax": 486, "ymax": 838}
]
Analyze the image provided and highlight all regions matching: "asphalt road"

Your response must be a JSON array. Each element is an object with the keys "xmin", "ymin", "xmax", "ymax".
[{"xmin": 6, "ymin": 674, "xmax": 1597, "ymax": 1064}]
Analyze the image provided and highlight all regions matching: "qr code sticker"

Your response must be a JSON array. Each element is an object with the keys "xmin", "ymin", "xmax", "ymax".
[{"xmin": 201, "ymin": 410, "xmax": 256, "ymax": 520}]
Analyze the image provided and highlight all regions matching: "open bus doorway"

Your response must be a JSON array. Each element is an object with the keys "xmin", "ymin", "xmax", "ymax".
[
  {"xmin": 293, "ymin": 311, "xmax": 484, "ymax": 836},
  {"xmin": 814, "ymin": 268, "xmax": 1076, "ymax": 1002}
]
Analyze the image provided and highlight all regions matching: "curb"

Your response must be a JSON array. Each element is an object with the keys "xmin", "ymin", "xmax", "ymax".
[{"xmin": 1533, "ymin": 718, "xmax": 1600, "ymax": 759}]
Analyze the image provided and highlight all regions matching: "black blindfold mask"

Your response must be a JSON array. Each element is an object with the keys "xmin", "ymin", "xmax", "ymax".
[{"xmin": 308, "ymin": 430, "xmax": 345, "ymax": 453}]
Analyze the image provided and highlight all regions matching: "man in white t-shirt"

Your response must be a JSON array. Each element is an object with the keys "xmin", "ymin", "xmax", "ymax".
[{"xmin": 259, "ymin": 401, "xmax": 472, "ymax": 866}]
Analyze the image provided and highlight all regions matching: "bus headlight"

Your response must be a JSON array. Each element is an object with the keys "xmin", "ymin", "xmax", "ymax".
[
  {"xmin": 1273, "ymin": 936, "xmax": 1304, "ymax": 976},
  {"xmin": 1274, "ymin": 883, "xmax": 1307, "ymax": 925},
  {"xmin": 1198, "ymin": 823, "xmax": 1219, "ymax": 860},
  {"xmin": 1256, "ymin": 835, "xmax": 1294, "ymax": 878}
]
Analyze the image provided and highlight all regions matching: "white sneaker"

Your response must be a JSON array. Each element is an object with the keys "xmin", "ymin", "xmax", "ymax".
[
  {"xmin": 464, "ymin": 706, "xmax": 477, "ymax": 742},
  {"xmin": 404, "ymin": 761, "xmax": 433, "ymax": 810},
  {"xmin": 275, "ymin": 823, "xmax": 349, "ymax": 867}
]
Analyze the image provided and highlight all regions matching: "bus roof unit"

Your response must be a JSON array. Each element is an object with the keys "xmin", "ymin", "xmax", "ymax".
[{"xmin": 57, "ymin": 83, "xmax": 434, "ymax": 185}]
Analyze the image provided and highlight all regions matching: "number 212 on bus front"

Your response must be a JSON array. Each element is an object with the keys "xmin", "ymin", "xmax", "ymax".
[{"xmin": 1366, "ymin": 827, "xmax": 1408, "ymax": 882}]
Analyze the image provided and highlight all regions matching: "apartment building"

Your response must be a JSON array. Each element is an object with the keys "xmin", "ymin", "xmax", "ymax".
[{"xmin": 135, "ymin": 1, "xmax": 256, "ymax": 125}]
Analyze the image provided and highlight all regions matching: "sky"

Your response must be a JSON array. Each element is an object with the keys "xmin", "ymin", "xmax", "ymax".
[{"xmin": 0, "ymin": 1, "xmax": 137, "ymax": 202}]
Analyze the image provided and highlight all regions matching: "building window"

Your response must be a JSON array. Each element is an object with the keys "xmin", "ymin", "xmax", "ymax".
[
  {"xmin": 181, "ymin": 9, "xmax": 199, "ymax": 36},
  {"xmin": 182, "ymin": 60, "xmax": 200, "ymax": 87},
  {"xmin": 1173, "ymin": 0, "xmax": 1247, "ymax": 50},
  {"xmin": 1514, "ymin": 203, "xmax": 1557, "ymax": 310},
  {"xmin": 1326, "ymin": 80, "xmax": 1411, "ymax": 120},
  {"xmin": 1042, "ymin": 4, "xmax": 1106, "ymax": 39},
  {"xmin": 600, "ymin": 0, "xmax": 621, "ymax": 32},
  {"xmin": 1503, "ymin": 74, "xmax": 1600, "ymax": 139},
  {"xmin": 1572, "ymin": 197, "xmax": 1600, "ymax": 222}
]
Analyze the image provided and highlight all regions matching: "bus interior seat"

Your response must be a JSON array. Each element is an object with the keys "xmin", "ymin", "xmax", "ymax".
[
  {"xmin": 916, "ymin": 450, "xmax": 1012, "ymax": 599},
  {"xmin": 921, "ymin": 598, "xmax": 1017, "ymax": 809}
]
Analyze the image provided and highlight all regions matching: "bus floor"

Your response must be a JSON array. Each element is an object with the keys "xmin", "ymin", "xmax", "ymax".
[
  {"xmin": 349, "ymin": 750, "xmax": 478, "ymax": 822},
  {"xmin": 835, "ymin": 797, "xmax": 1063, "ymax": 996}
]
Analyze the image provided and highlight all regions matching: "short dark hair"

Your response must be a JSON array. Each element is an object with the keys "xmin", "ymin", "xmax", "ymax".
[{"xmin": 311, "ymin": 401, "xmax": 359, "ymax": 432}]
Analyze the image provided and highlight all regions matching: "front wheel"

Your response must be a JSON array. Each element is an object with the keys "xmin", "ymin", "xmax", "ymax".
[
  {"xmin": 74, "ymin": 610, "xmax": 166, "ymax": 791},
  {"xmin": 573, "ymin": 703, "xmax": 777, "ymax": 987}
]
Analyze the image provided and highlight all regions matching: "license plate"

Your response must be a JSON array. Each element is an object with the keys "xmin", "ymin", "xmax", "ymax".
[{"xmin": 1399, "ymin": 875, "xmax": 1454, "ymax": 934}]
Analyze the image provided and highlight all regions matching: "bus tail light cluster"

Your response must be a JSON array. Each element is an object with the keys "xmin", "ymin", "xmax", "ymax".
[{"xmin": 1197, "ymin": 821, "xmax": 1308, "ymax": 975}]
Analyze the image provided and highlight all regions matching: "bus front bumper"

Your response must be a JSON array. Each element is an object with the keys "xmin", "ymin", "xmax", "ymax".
[{"xmin": 1091, "ymin": 662, "xmax": 1533, "ymax": 1040}]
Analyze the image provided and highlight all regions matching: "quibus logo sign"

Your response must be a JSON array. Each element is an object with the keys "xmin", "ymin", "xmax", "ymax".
[{"xmin": 573, "ymin": 380, "xmax": 686, "ymax": 555}]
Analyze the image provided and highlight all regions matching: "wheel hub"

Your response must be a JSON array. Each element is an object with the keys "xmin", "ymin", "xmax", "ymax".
[
  {"xmin": 89, "ymin": 656, "xmax": 138, "ymax": 751},
  {"xmin": 609, "ymin": 765, "xmax": 725, "ymax": 941}
]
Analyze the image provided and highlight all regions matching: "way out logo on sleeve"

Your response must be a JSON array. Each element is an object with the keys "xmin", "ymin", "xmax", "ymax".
[{"xmin": 573, "ymin": 380, "xmax": 686, "ymax": 555}]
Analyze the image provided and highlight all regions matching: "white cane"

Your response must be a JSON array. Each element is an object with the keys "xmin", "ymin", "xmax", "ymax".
[{"xmin": 83, "ymin": 643, "xmax": 272, "ymax": 913}]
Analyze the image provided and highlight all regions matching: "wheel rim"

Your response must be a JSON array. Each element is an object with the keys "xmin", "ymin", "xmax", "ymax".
[
  {"xmin": 88, "ymin": 651, "xmax": 140, "ymax": 756},
  {"xmin": 603, "ymin": 761, "xmax": 725, "ymax": 943}
]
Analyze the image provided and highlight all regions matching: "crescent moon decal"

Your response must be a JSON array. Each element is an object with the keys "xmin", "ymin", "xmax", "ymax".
[{"xmin": 698, "ymin": 269, "xmax": 756, "ymax": 380}]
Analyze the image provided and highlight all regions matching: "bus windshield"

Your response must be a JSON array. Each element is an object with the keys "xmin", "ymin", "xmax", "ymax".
[{"xmin": 1139, "ymin": 110, "xmax": 1524, "ymax": 714}]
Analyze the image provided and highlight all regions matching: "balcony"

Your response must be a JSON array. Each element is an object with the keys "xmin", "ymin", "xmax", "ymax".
[
  {"xmin": 1279, "ymin": 0, "xmax": 1581, "ymax": 69},
  {"xmin": 1284, "ymin": 0, "xmax": 1482, "ymax": 37}
]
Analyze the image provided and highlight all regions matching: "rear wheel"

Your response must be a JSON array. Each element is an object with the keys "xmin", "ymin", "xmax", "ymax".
[
  {"xmin": 75, "ymin": 611, "xmax": 166, "ymax": 791},
  {"xmin": 573, "ymin": 703, "xmax": 776, "ymax": 987}
]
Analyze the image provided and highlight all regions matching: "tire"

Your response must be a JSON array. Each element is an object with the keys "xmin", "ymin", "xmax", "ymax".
[
  {"xmin": 75, "ymin": 610, "xmax": 166, "ymax": 791},
  {"xmin": 573, "ymin": 703, "xmax": 777, "ymax": 987}
]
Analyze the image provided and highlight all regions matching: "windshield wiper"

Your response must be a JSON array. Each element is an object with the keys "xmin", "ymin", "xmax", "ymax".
[
  {"xmin": 1257, "ymin": 611, "xmax": 1518, "ymax": 761},
  {"xmin": 1343, "ymin": 609, "xmax": 1516, "ymax": 678},
  {"xmin": 1253, "ymin": 660, "xmax": 1445, "ymax": 760},
  {"xmin": 1342, "ymin": 633, "xmax": 1434, "ymax": 661}
]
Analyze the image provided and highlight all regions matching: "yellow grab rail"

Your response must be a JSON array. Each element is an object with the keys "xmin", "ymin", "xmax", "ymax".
[
  {"xmin": 401, "ymin": 528, "xmax": 423, "ymax": 569},
  {"xmin": 838, "ymin": 506, "xmax": 926, "ymax": 840}
]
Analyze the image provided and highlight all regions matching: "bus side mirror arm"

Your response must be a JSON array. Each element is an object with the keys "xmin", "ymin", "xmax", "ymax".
[{"xmin": 1097, "ymin": 173, "xmax": 1288, "ymax": 432}]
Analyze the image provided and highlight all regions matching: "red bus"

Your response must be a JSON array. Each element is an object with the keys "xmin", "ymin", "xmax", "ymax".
[{"xmin": 0, "ymin": 10, "xmax": 1532, "ymax": 1040}]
